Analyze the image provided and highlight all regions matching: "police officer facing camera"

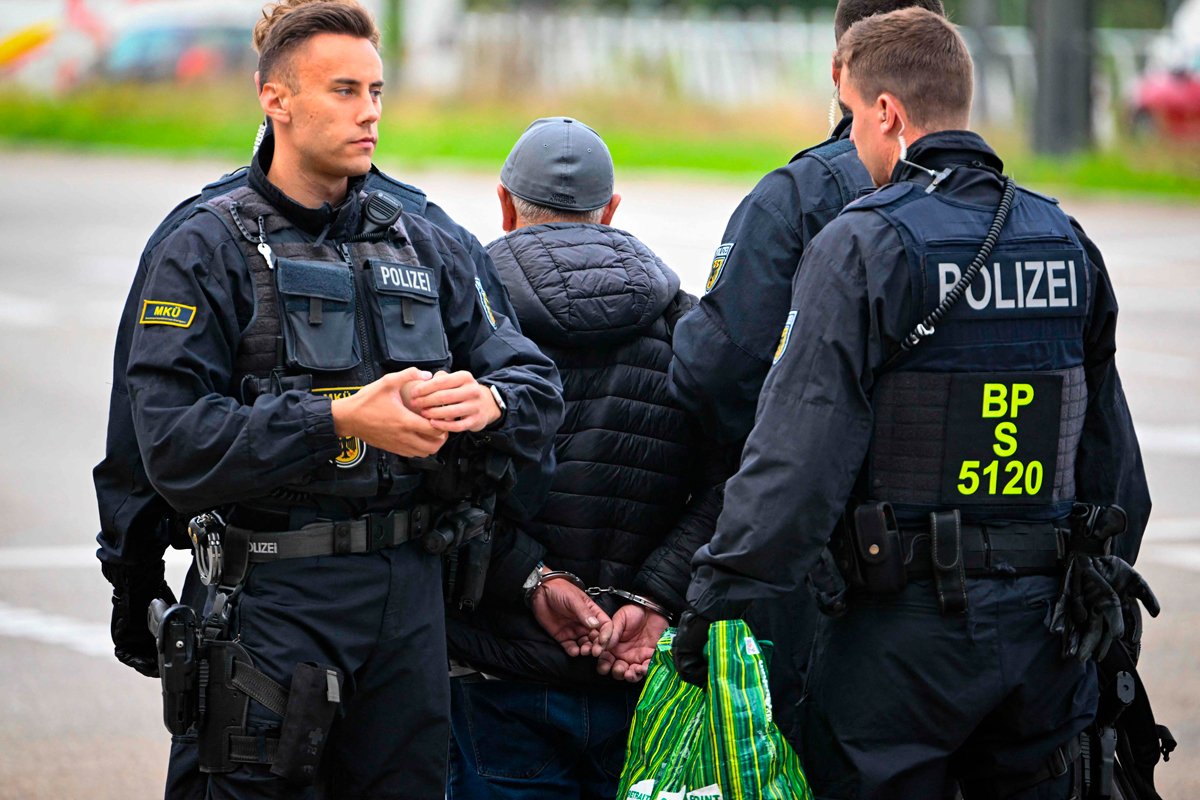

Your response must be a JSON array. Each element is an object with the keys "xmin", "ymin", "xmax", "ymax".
[
  {"xmin": 122, "ymin": 2, "xmax": 562, "ymax": 797},
  {"xmin": 94, "ymin": 0, "xmax": 531, "ymax": 688},
  {"xmin": 97, "ymin": 4, "xmax": 551, "ymax": 799},
  {"xmin": 674, "ymin": 9, "xmax": 1154, "ymax": 799}
]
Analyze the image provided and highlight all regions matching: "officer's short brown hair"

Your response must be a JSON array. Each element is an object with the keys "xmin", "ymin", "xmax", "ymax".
[
  {"xmin": 834, "ymin": 0, "xmax": 947, "ymax": 41},
  {"xmin": 253, "ymin": 0, "xmax": 366, "ymax": 53},
  {"xmin": 837, "ymin": 7, "xmax": 973, "ymax": 130},
  {"xmin": 257, "ymin": 1, "xmax": 379, "ymax": 89}
]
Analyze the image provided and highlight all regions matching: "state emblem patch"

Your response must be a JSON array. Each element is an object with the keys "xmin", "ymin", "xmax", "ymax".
[
  {"xmin": 705, "ymin": 242, "xmax": 734, "ymax": 293},
  {"xmin": 773, "ymin": 310, "xmax": 798, "ymax": 365},
  {"xmin": 312, "ymin": 386, "xmax": 367, "ymax": 468},
  {"xmin": 475, "ymin": 277, "xmax": 498, "ymax": 329}
]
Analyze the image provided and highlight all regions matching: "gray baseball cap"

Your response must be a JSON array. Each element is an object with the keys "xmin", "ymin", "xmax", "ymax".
[{"xmin": 500, "ymin": 117, "xmax": 614, "ymax": 212}]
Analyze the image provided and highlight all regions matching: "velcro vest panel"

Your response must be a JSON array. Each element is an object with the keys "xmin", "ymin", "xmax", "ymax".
[
  {"xmin": 201, "ymin": 185, "xmax": 452, "ymax": 501},
  {"xmin": 860, "ymin": 182, "xmax": 1092, "ymax": 524},
  {"xmin": 868, "ymin": 366, "xmax": 1087, "ymax": 522}
]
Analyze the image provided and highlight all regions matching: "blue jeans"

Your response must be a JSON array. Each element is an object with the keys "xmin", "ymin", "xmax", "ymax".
[{"xmin": 448, "ymin": 676, "xmax": 639, "ymax": 800}]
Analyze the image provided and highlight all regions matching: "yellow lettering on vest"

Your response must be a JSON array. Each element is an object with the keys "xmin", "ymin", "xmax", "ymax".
[
  {"xmin": 1010, "ymin": 383, "xmax": 1034, "ymax": 417},
  {"xmin": 993, "ymin": 421, "xmax": 1018, "ymax": 457},
  {"xmin": 982, "ymin": 384, "xmax": 1008, "ymax": 418}
]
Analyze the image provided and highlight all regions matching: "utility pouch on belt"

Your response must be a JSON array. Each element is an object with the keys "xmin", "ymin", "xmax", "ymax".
[
  {"xmin": 271, "ymin": 663, "xmax": 342, "ymax": 785},
  {"xmin": 852, "ymin": 502, "xmax": 907, "ymax": 595},
  {"xmin": 197, "ymin": 639, "xmax": 342, "ymax": 783},
  {"xmin": 931, "ymin": 510, "xmax": 968, "ymax": 615}
]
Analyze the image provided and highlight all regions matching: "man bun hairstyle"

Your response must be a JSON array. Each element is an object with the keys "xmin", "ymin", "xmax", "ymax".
[
  {"xmin": 257, "ymin": 0, "xmax": 379, "ymax": 90},
  {"xmin": 834, "ymin": 0, "xmax": 947, "ymax": 41},
  {"xmin": 837, "ymin": 7, "xmax": 973, "ymax": 131}
]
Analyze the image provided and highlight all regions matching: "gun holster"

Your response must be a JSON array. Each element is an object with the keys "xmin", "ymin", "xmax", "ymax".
[
  {"xmin": 199, "ymin": 639, "xmax": 253, "ymax": 774},
  {"xmin": 150, "ymin": 599, "xmax": 200, "ymax": 735},
  {"xmin": 198, "ymin": 636, "xmax": 342, "ymax": 785},
  {"xmin": 454, "ymin": 531, "xmax": 494, "ymax": 612},
  {"xmin": 152, "ymin": 588, "xmax": 341, "ymax": 784},
  {"xmin": 423, "ymin": 501, "xmax": 490, "ymax": 555}
]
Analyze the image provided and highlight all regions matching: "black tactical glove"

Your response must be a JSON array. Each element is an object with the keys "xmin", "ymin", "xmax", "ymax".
[
  {"xmin": 1050, "ymin": 553, "xmax": 1160, "ymax": 663},
  {"xmin": 673, "ymin": 608, "xmax": 713, "ymax": 688},
  {"xmin": 1050, "ymin": 503, "xmax": 1161, "ymax": 663},
  {"xmin": 1092, "ymin": 556, "xmax": 1161, "ymax": 617},
  {"xmin": 100, "ymin": 560, "xmax": 177, "ymax": 678}
]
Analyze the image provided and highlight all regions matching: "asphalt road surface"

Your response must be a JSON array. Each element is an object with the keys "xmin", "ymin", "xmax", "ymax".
[{"xmin": 0, "ymin": 149, "xmax": 1197, "ymax": 798}]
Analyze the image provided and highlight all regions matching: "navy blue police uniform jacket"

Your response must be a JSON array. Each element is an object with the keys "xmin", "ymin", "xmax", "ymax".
[
  {"xmin": 96, "ymin": 137, "xmax": 556, "ymax": 554},
  {"xmin": 687, "ymin": 131, "xmax": 1152, "ymax": 620},
  {"xmin": 670, "ymin": 116, "xmax": 873, "ymax": 445}
]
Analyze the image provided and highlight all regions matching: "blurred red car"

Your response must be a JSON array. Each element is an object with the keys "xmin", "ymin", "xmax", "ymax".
[{"xmin": 1130, "ymin": 53, "xmax": 1200, "ymax": 140}]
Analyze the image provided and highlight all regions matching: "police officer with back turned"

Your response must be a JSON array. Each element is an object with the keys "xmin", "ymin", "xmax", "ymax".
[
  {"xmin": 123, "ymin": 3, "xmax": 562, "ymax": 797},
  {"xmin": 674, "ymin": 9, "xmax": 1156, "ymax": 799},
  {"xmin": 669, "ymin": 0, "xmax": 948, "ymax": 746}
]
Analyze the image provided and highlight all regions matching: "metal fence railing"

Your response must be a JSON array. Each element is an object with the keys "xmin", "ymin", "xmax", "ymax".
[{"xmin": 449, "ymin": 9, "xmax": 1160, "ymax": 138}]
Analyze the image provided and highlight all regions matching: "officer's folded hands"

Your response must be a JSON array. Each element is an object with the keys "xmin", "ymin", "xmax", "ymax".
[
  {"xmin": 329, "ymin": 367, "xmax": 448, "ymax": 457},
  {"xmin": 404, "ymin": 369, "xmax": 504, "ymax": 432}
]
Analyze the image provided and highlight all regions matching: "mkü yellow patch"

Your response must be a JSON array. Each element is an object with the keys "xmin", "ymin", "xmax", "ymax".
[{"xmin": 140, "ymin": 300, "xmax": 197, "ymax": 328}]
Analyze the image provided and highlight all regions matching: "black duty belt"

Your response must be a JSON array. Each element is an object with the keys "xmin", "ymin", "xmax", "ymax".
[
  {"xmin": 902, "ymin": 519, "xmax": 1064, "ymax": 580},
  {"xmin": 230, "ymin": 505, "xmax": 432, "ymax": 561},
  {"xmin": 218, "ymin": 505, "xmax": 433, "ymax": 588}
]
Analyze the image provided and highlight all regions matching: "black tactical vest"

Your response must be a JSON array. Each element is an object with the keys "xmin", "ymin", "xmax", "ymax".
[
  {"xmin": 854, "ymin": 181, "xmax": 1092, "ymax": 524},
  {"xmin": 789, "ymin": 135, "xmax": 872, "ymax": 211},
  {"xmin": 199, "ymin": 185, "xmax": 453, "ymax": 502}
]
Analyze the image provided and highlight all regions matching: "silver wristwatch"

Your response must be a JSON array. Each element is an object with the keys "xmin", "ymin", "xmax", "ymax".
[
  {"xmin": 522, "ymin": 564, "xmax": 586, "ymax": 606},
  {"xmin": 521, "ymin": 561, "xmax": 545, "ymax": 598},
  {"xmin": 487, "ymin": 383, "xmax": 507, "ymax": 418}
]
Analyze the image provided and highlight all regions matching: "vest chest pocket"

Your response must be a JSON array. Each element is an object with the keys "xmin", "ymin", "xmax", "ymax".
[
  {"xmin": 275, "ymin": 257, "xmax": 361, "ymax": 372},
  {"xmin": 366, "ymin": 260, "xmax": 451, "ymax": 368}
]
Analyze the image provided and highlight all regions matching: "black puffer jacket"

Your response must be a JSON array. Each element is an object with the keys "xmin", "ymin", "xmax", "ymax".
[{"xmin": 446, "ymin": 222, "xmax": 726, "ymax": 685}]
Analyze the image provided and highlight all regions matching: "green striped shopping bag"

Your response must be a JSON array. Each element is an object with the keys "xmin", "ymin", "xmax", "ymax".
[{"xmin": 617, "ymin": 621, "xmax": 812, "ymax": 800}]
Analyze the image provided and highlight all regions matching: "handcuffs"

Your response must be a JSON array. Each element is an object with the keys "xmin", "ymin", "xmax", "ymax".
[
  {"xmin": 188, "ymin": 511, "xmax": 226, "ymax": 587},
  {"xmin": 522, "ymin": 564, "xmax": 677, "ymax": 624}
]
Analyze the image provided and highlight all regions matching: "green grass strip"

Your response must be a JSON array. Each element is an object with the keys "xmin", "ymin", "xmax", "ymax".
[{"xmin": 2, "ymin": 82, "xmax": 1198, "ymax": 199}]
